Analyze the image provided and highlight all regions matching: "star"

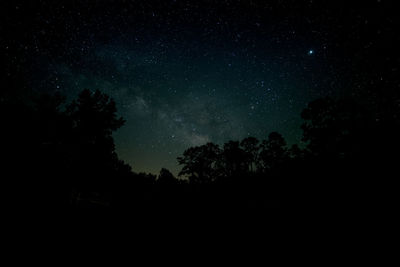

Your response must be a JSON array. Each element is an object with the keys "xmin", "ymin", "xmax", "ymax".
[{"xmin": 308, "ymin": 50, "xmax": 314, "ymax": 55}]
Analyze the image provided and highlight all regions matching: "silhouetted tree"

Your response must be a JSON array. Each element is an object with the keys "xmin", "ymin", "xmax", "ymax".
[
  {"xmin": 222, "ymin": 141, "xmax": 247, "ymax": 177},
  {"xmin": 177, "ymin": 142, "xmax": 221, "ymax": 183},
  {"xmin": 301, "ymin": 97, "xmax": 370, "ymax": 160},
  {"xmin": 68, "ymin": 89, "xmax": 125, "ymax": 140},
  {"xmin": 240, "ymin": 137, "xmax": 260, "ymax": 173},
  {"xmin": 259, "ymin": 132, "xmax": 288, "ymax": 172},
  {"xmin": 158, "ymin": 168, "xmax": 177, "ymax": 186},
  {"xmin": 64, "ymin": 89, "xmax": 127, "ymax": 202}
]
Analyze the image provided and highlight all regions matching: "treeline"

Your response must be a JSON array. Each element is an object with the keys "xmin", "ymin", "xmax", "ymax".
[
  {"xmin": 1, "ymin": 87, "xmax": 399, "ymax": 209},
  {"xmin": 175, "ymin": 96, "xmax": 400, "ymax": 208}
]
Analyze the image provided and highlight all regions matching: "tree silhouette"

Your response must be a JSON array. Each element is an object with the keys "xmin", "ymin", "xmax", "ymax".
[
  {"xmin": 259, "ymin": 132, "xmax": 288, "ymax": 172},
  {"xmin": 301, "ymin": 97, "xmax": 371, "ymax": 160},
  {"xmin": 68, "ymin": 89, "xmax": 125, "ymax": 140},
  {"xmin": 1, "ymin": 88, "xmax": 133, "ymax": 208},
  {"xmin": 240, "ymin": 137, "xmax": 260, "ymax": 173},
  {"xmin": 177, "ymin": 142, "xmax": 221, "ymax": 184},
  {"xmin": 158, "ymin": 168, "xmax": 177, "ymax": 186},
  {"xmin": 222, "ymin": 141, "xmax": 247, "ymax": 177},
  {"xmin": 64, "ymin": 89, "xmax": 127, "ymax": 204}
]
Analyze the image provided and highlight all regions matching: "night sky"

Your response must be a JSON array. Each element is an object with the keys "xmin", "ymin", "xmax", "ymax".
[{"xmin": 3, "ymin": 0, "xmax": 397, "ymax": 175}]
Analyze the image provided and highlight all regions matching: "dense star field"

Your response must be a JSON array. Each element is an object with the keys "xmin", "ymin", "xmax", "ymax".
[{"xmin": 2, "ymin": 0, "xmax": 398, "ymax": 176}]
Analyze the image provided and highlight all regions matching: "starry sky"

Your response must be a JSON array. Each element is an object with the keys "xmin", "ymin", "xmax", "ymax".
[{"xmin": 3, "ymin": 0, "xmax": 397, "ymax": 175}]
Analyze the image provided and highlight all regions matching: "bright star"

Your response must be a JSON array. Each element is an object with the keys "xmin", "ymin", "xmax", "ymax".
[{"xmin": 308, "ymin": 50, "xmax": 314, "ymax": 55}]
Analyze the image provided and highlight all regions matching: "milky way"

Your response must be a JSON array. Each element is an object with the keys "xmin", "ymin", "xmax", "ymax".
[{"xmin": 4, "ymin": 0, "xmax": 393, "ymax": 175}]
